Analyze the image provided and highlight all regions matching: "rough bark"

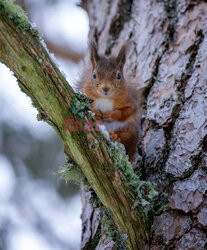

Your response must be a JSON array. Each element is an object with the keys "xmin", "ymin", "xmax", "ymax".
[
  {"xmin": 0, "ymin": 1, "xmax": 155, "ymax": 249},
  {"xmin": 81, "ymin": 0, "xmax": 207, "ymax": 249}
]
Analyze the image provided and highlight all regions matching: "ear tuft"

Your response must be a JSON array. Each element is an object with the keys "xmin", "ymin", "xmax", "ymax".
[
  {"xmin": 89, "ymin": 41, "xmax": 99, "ymax": 67},
  {"xmin": 116, "ymin": 43, "xmax": 128, "ymax": 69}
]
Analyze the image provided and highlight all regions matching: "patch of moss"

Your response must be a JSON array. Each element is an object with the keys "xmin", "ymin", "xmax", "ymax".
[
  {"xmin": 70, "ymin": 92, "xmax": 93, "ymax": 119},
  {"xmin": 0, "ymin": 0, "xmax": 39, "ymax": 36},
  {"xmin": 108, "ymin": 143, "xmax": 158, "ymax": 215},
  {"xmin": 88, "ymin": 189, "xmax": 127, "ymax": 248},
  {"xmin": 36, "ymin": 56, "xmax": 43, "ymax": 64},
  {"xmin": 58, "ymin": 157, "xmax": 84, "ymax": 184},
  {"xmin": 101, "ymin": 208, "xmax": 127, "ymax": 250}
]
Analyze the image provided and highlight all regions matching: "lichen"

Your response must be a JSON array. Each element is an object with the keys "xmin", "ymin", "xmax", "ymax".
[
  {"xmin": 88, "ymin": 188, "xmax": 127, "ymax": 249},
  {"xmin": 36, "ymin": 56, "xmax": 43, "ymax": 64},
  {"xmin": 0, "ymin": 0, "xmax": 39, "ymax": 36},
  {"xmin": 101, "ymin": 208, "xmax": 127, "ymax": 250},
  {"xmin": 70, "ymin": 92, "xmax": 93, "ymax": 119},
  {"xmin": 108, "ymin": 143, "xmax": 158, "ymax": 215},
  {"xmin": 58, "ymin": 157, "xmax": 84, "ymax": 184}
]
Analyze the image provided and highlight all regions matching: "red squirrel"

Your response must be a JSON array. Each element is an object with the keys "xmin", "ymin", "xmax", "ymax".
[{"xmin": 77, "ymin": 42, "xmax": 142, "ymax": 161}]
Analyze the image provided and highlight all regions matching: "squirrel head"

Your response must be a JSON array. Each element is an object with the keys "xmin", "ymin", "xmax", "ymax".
[{"xmin": 89, "ymin": 41, "xmax": 128, "ymax": 98}]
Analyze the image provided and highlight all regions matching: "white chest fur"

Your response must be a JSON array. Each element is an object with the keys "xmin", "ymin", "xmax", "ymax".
[{"xmin": 93, "ymin": 98, "xmax": 114, "ymax": 113}]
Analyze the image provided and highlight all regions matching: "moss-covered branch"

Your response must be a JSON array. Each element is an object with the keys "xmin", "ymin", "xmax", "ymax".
[{"xmin": 0, "ymin": 1, "xmax": 156, "ymax": 248}]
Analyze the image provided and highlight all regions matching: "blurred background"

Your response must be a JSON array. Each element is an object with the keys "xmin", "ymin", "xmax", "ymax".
[{"xmin": 0, "ymin": 0, "xmax": 89, "ymax": 249}]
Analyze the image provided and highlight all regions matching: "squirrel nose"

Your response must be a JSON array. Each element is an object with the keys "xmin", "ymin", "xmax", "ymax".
[{"xmin": 103, "ymin": 87, "xmax": 109, "ymax": 92}]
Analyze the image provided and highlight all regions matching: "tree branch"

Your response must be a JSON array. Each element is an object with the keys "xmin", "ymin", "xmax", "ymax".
[
  {"xmin": 15, "ymin": 0, "xmax": 84, "ymax": 62},
  {"xmin": 45, "ymin": 39, "xmax": 84, "ymax": 63},
  {"xmin": 0, "ymin": 2, "xmax": 152, "ymax": 249}
]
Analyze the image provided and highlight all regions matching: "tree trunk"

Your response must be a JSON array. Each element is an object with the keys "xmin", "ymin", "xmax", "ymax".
[{"xmin": 81, "ymin": 0, "xmax": 207, "ymax": 249}]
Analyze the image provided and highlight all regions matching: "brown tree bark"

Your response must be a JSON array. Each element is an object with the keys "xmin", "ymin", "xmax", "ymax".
[{"xmin": 81, "ymin": 0, "xmax": 207, "ymax": 249}]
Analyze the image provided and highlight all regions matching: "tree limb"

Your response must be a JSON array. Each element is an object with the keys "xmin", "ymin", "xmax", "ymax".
[
  {"xmin": 45, "ymin": 39, "xmax": 84, "ymax": 63},
  {"xmin": 15, "ymin": 0, "xmax": 84, "ymax": 62}
]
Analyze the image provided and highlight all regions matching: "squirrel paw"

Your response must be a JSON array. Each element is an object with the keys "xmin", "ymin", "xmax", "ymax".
[
  {"xmin": 109, "ymin": 131, "xmax": 121, "ymax": 143},
  {"xmin": 103, "ymin": 111, "xmax": 113, "ymax": 120},
  {"xmin": 91, "ymin": 108, "xmax": 103, "ymax": 120}
]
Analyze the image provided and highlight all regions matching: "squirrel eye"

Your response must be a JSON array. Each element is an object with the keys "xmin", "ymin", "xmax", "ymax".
[
  {"xmin": 93, "ymin": 72, "xmax": 96, "ymax": 79},
  {"xmin": 117, "ymin": 73, "xmax": 121, "ymax": 80}
]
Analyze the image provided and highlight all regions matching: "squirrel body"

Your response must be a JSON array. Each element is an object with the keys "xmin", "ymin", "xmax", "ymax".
[{"xmin": 78, "ymin": 42, "xmax": 142, "ymax": 161}]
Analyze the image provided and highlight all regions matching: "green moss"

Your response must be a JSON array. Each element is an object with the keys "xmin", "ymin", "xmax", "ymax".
[
  {"xmin": 0, "ymin": 0, "xmax": 39, "ymax": 36},
  {"xmin": 58, "ymin": 157, "xmax": 84, "ymax": 184},
  {"xmin": 88, "ymin": 189, "xmax": 127, "ymax": 248},
  {"xmin": 101, "ymin": 208, "xmax": 127, "ymax": 250},
  {"xmin": 36, "ymin": 56, "xmax": 43, "ymax": 64},
  {"xmin": 108, "ymin": 144, "xmax": 158, "ymax": 215},
  {"xmin": 70, "ymin": 92, "xmax": 93, "ymax": 119}
]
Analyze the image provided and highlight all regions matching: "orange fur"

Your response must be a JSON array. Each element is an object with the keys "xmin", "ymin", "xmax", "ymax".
[{"xmin": 80, "ymin": 42, "xmax": 140, "ymax": 161}]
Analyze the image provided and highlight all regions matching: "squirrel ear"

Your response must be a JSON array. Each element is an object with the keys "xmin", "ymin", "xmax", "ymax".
[
  {"xmin": 89, "ymin": 41, "xmax": 99, "ymax": 67},
  {"xmin": 116, "ymin": 44, "xmax": 128, "ymax": 69}
]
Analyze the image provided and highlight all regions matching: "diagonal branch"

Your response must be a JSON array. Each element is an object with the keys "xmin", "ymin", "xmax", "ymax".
[
  {"xmin": 45, "ymin": 39, "xmax": 84, "ymax": 62},
  {"xmin": 15, "ymin": 0, "xmax": 84, "ymax": 62}
]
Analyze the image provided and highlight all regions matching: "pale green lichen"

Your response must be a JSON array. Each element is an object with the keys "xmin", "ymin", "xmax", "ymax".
[
  {"xmin": 58, "ymin": 157, "xmax": 84, "ymax": 184},
  {"xmin": 93, "ymin": 139, "xmax": 98, "ymax": 145},
  {"xmin": 108, "ymin": 143, "xmax": 158, "ymax": 215},
  {"xmin": 0, "ymin": 0, "xmax": 39, "ymax": 36},
  {"xmin": 101, "ymin": 207, "xmax": 127, "ymax": 250},
  {"xmin": 36, "ymin": 56, "xmax": 43, "ymax": 64},
  {"xmin": 70, "ymin": 92, "xmax": 93, "ymax": 119},
  {"xmin": 89, "ymin": 188, "xmax": 128, "ymax": 249}
]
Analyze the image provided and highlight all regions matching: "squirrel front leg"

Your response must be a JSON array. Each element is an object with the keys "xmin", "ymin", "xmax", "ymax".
[
  {"xmin": 103, "ymin": 107, "xmax": 134, "ymax": 121},
  {"xmin": 91, "ymin": 108, "xmax": 103, "ymax": 120}
]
